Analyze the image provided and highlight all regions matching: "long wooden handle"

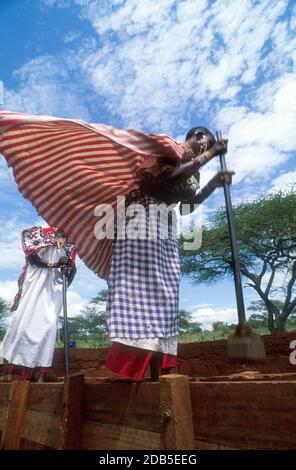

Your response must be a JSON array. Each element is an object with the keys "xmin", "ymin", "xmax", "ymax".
[
  {"xmin": 216, "ymin": 130, "xmax": 246, "ymax": 325},
  {"xmin": 62, "ymin": 273, "xmax": 70, "ymax": 376}
]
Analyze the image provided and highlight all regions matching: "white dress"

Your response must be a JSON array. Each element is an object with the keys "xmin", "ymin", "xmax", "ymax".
[{"xmin": 0, "ymin": 245, "xmax": 66, "ymax": 368}]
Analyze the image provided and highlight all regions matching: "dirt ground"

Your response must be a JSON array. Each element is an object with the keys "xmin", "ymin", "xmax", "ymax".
[
  {"xmin": 177, "ymin": 331, "xmax": 296, "ymax": 378},
  {"xmin": 48, "ymin": 331, "xmax": 296, "ymax": 379}
]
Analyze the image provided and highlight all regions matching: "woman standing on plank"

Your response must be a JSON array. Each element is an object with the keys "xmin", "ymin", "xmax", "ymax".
[
  {"xmin": 105, "ymin": 127, "xmax": 232, "ymax": 380},
  {"xmin": 0, "ymin": 226, "xmax": 76, "ymax": 381}
]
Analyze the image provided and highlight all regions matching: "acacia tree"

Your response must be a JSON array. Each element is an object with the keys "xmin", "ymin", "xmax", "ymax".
[
  {"xmin": 178, "ymin": 309, "xmax": 202, "ymax": 335},
  {"xmin": 0, "ymin": 297, "xmax": 8, "ymax": 340},
  {"xmin": 80, "ymin": 289, "xmax": 108, "ymax": 345},
  {"xmin": 180, "ymin": 189, "xmax": 296, "ymax": 333},
  {"xmin": 247, "ymin": 299, "xmax": 296, "ymax": 330},
  {"xmin": 62, "ymin": 289, "xmax": 109, "ymax": 346}
]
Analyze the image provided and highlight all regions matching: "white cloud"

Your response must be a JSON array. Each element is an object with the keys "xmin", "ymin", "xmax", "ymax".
[
  {"xmin": 191, "ymin": 305, "xmax": 238, "ymax": 330},
  {"xmin": 40, "ymin": 0, "xmax": 72, "ymax": 7},
  {"xmin": 0, "ymin": 167, "xmax": 9, "ymax": 182},
  {"xmin": 66, "ymin": 289, "xmax": 88, "ymax": 317},
  {"xmin": 63, "ymin": 31, "xmax": 82, "ymax": 43},
  {"xmin": 228, "ymin": 100, "xmax": 295, "ymax": 153},
  {"xmin": 0, "ymin": 280, "xmax": 18, "ymax": 303},
  {"xmin": 228, "ymin": 143, "xmax": 288, "ymax": 183},
  {"xmin": 0, "ymin": 215, "xmax": 66, "ymax": 273},
  {"xmin": 4, "ymin": 55, "xmax": 92, "ymax": 120},
  {"xmin": 269, "ymin": 170, "xmax": 296, "ymax": 192},
  {"xmin": 191, "ymin": 302, "xmax": 212, "ymax": 310},
  {"xmin": 0, "ymin": 219, "xmax": 26, "ymax": 270},
  {"xmin": 215, "ymin": 73, "xmax": 296, "ymax": 185},
  {"xmin": 73, "ymin": 257, "xmax": 107, "ymax": 294},
  {"xmin": 73, "ymin": 0, "xmax": 293, "ymax": 134},
  {"xmin": 63, "ymin": 0, "xmax": 295, "ymax": 202},
  {"xmin": 60, "ymin": 258, "xmax": 106, "ymax": 318}
]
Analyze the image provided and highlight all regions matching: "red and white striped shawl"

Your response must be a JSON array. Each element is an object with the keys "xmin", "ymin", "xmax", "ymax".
[{"xmin": 0, "ymin": 111, "xmax": 184, "ymax": 279}]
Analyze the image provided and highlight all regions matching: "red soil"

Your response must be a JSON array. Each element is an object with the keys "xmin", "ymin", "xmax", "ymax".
[{"xmin": 48, "ymin": 331, "xmax": 296, "ymax": 379}]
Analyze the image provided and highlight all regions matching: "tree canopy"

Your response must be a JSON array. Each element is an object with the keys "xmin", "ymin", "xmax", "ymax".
[
  {"xmin": 0, "ymin": 297, "xmax": 9, "ymax": 341},
  {"xmin": 180, "ymin": 189, "xmax": 296, "ymax": 332},
  {"xmin": 64, "ymin": 289, "xmax": 109, "ymax": 347}
]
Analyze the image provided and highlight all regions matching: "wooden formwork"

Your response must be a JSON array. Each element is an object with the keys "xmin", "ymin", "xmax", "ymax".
[
  {"xmin": 0, "ymin": 374, "xmax": 84, "ymax": 450},
  {"xmin": 0, "ymin": 373, "xmax": 296, "ymax": 450}
]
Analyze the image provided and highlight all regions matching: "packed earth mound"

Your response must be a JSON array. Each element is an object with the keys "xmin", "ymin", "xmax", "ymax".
[{"xmin": 48, "ymin": 332, "xmax": 296, "ymax": 379}]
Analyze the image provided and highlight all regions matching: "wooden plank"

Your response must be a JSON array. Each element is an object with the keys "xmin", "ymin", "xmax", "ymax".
[
  {"xmin": 59, "ymin": 373, "xmax": 84, "ymax": 450},
  {"xmin": 0, "ymin": 384, "xmax": 11, "ymax": 435},
  {"xmin": 195, "ymin": 439, "xmax": 238, "ymax": 450},
  {"xmin": 1, "ymin": 380, "xmax": 29, "ymax": 450},
  {"xmin": 0, "ymin": 405, "xmax": 7, "ymax": 431},
  {"xmin": 160, "ymin": 374, "xmax": 195, "ymax": 450},
  {"xmin": 0, "ymin": 382, "xmax": 12, "ymax": 434},
  {"xmin": 20, "ymin": 438, "xmax": 53, "ymax": 450},
  {"xmin": 82, "ymin": 420, "xmax": 161, "ymax": 450},
  {"xmin": 84, "ymin": 382, "xmax": 160, "ymax": 433},
  {"xmin": 22, "ymin": 410, "xmax": 61, "ymax": 449},
  {"xmin": 196, "ymin": 372, "xmax": 296, "ymax": 382},
  {"xmin": 0, "ymin": 384, "xmax": 12, "ymax": 432},
  {"xmin": 190, "ymin": 381, "xmax": 296, "ymax": 450},
  {"xmin": 0, "ymin": 383, "xmax": 12, "ymax": 403},
  {"xmin": 26, "ymin": 383, "xmax": 63, "ymax": 414}
]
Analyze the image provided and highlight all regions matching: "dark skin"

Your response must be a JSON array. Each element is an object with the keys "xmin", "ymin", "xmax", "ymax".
[
  {"xmin": 179, "ymin": 134, "xmax": 234, "ymax": 213},
  {"xmin": 155, "ymin": 136, "xmax": 228, "ymax": 180},
  {"xmin": 28, "ymin": 253, "xmax": 74, "ymax": 270},
  {"xmin": 28, "ymin": 241, "xmax": 76, "ymax": 287},
  {"xmin": 142, "ymin": 134, "xmax": 234, "ymax": 215},
  {"xmin": 166, "ymin": 134, "xmax": 234, "ymax": 214},
  {"xmin": 179, "ymin": 169, "xmax": 235, "ymax": 215},
  {"xmin": 150, "ymin": 352, "xmax": 177, "ymax": 381}
]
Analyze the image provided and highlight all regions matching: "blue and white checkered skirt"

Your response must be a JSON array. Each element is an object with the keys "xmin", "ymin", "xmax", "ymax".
[{"xmin": 106, "ymin": 190, "xmax": 180, "ymax": 339}]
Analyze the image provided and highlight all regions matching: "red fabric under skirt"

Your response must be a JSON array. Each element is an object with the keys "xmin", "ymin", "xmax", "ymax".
[
  {"xmin": 5, "ymin": 364, "xmax": 48, "ymax": 380},
  {"xmin": 105, "ymin": 341, "xmax": 177, "ymax": 380}
]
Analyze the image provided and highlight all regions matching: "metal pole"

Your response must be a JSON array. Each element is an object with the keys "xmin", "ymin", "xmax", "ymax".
[
  {"xmin": 216, "ymin": 130, "xmax": 246, "ymax": 326},
  {"xmin": 62, "ymin": 272, "xmax": 70, "ymax": 376}
]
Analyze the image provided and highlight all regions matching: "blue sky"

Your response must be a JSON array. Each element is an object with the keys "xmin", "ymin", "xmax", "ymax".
[{"xmin": 0, "ymin": 0, "xmax": 295, "ymax": 328}]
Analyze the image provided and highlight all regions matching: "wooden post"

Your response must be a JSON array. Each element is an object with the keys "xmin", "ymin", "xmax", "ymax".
[
  {"xmin": 160, "ymin": 374, "xmax": 195, "ymax": 450},
  {"xmin": 1, "ymin": 380, "xmax": 30, "ymax": 450},
  {"xmin": 59, "ymin": 373, "xmax": 84, "ymax": 450}
]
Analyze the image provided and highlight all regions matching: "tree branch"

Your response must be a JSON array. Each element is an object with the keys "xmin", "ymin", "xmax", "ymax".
[
  {"xmin": 258, "ymin": 260, "xmax": 268, "ymax": 282},
  {"xmin": 264, "ymin": 265, "xmax": 277, "ymax": 296},
  {"xmin": 282, "ymin": 261, "xmax": 296, "ymax": 312}
]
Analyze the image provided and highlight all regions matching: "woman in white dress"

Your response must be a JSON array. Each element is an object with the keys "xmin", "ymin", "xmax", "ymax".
[{"xmin": 0, "ymin": 226, "xmax": 76, "ymax": 380}]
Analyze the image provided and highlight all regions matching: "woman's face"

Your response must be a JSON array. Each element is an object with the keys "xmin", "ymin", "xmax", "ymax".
[
  {"xmin": 55, "ymin": 228, "xmax": 66, "ymax": 238},
  {"xmin": 187, "ymin": 131, "xmax": 215, "ymax": 156}
]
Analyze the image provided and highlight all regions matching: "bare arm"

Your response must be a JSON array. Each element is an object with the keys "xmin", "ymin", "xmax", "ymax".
[
  {"xmin": 27, "ymin": 253, "xmax": 58, "ymax": 268},
  {"xmin": 179, "ymin": 181, "xmax": 215, "ymax": 215},
  {"xmin": 59, "ymin": 256, "xmax": 77, "ymax": 286},
  {"xmin": 179, "ymin": 171, "xmax": 235, "ymax": 215},
  {"xmin": 163, "ymin": 139, "xmax": 228, "ymax": 181},
  {"xmin": 65, "ymin": 265, "xmax": 77, "ymax": 287}
]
